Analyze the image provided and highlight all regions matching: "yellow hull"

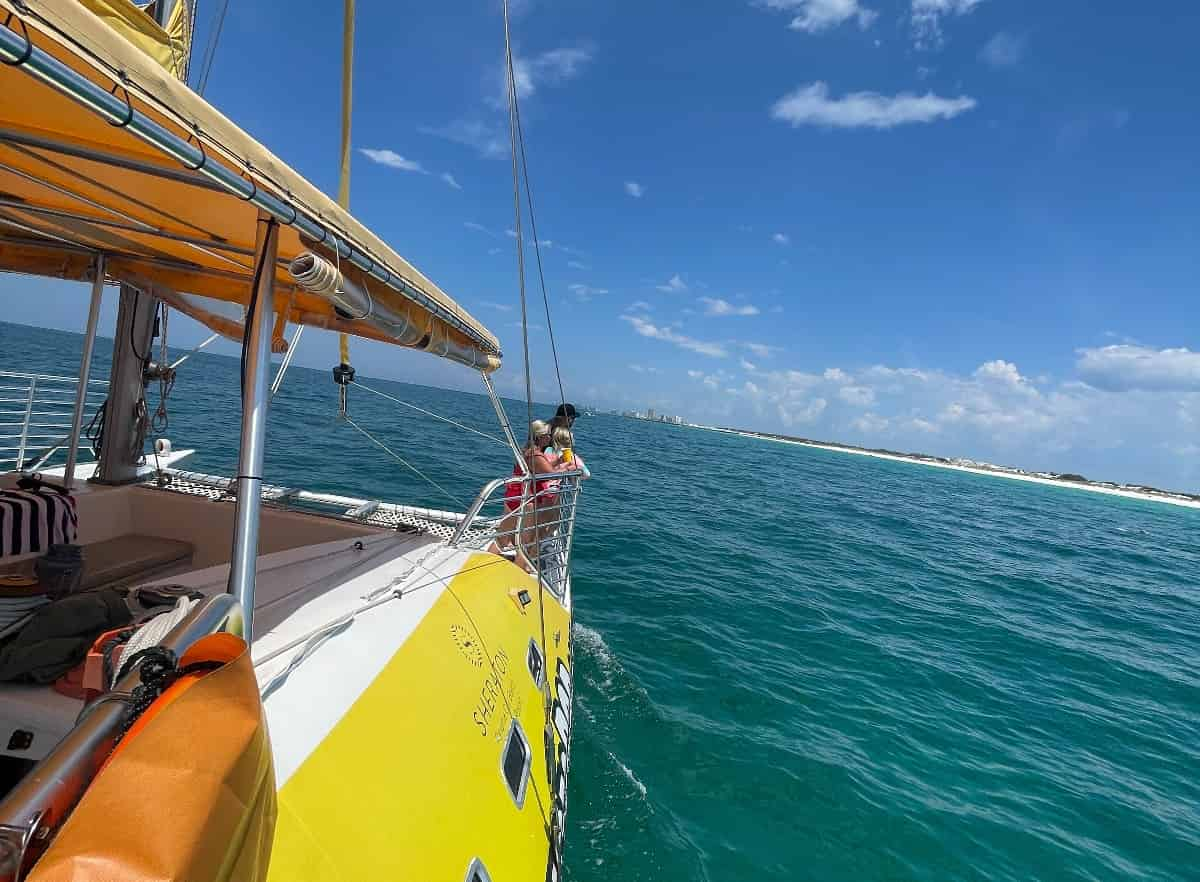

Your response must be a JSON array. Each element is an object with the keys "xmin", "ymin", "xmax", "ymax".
[{"xmin": 266, "ymin": 552, "xmax": 574, "ymax": 881}]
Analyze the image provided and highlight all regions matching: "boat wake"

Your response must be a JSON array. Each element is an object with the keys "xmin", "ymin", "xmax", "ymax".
[{"xmin": 609, "ymin": 751, "xmax": 648, "ymax": 799}]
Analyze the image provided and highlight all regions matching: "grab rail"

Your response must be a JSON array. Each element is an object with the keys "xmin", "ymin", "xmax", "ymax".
[
  {"xmin": 0, "ymin": 371, "xmax": 107, "ymax": 474},
  {"xmin": 0, "ymin": 593, "xmax": 244, "ymax": 880},
  {"xmin": 450, "ymin": 469, "xmax": 585, "ymax": 599}
]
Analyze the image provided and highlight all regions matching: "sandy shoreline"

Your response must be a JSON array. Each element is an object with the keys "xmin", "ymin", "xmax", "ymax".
[{"xmin": 724, "ymin": 431, "xmax": 1200, "ymax": 510}]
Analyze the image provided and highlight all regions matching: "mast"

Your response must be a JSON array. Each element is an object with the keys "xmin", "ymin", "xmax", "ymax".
[
  {"xmin": 95, "ymin": 1, "xmax": 193, "ymax": 485},
  {"xmin": 333, "ymin": 0, "xmax": 356, "ymax": 416}
]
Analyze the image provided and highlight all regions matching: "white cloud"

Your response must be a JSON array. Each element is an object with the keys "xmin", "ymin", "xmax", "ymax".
[
  {"xmin": 567, "ymin": 260, "xmax": 589, "ymax": 270},
  {"xmin": 671, "ymin": 351, "xmax": 1200, "ymax": 490},
  {"xmin": 629, "ymin": 364, "xmax": 660, "ymax": 374},
  {"xmin": 980, "ymin": 31, "xmax": 1027, "ymax": 68},
  {"xmin": 626, "ymin": 300, "xmax": 653, "ymax": 313},
  {"xmin": 911, "ymin": 0, "xmax": 984, "ymax": 50},
  {"xmin": 687, "ymin": 369, "xmax": 705, "ymax": 379},
  {"xmin": 839, "ymin": 385, "xmax": 876, "ymax": 406},
  {"xmin": 656, "ymin": 274, "xmax": 688, "ymax": 293},
  {"xmin": 504, "ymin": 47, "xmax": 594, "ymax": 104},
  {"xmin": 852, "ymin": 412, "xmax": 889, "ymax": 433},
  {"xmin": 479, "ymin": 300, "xmax": 513, "ymax": 312},
  {"xmin": 624, "ymin": 181, "xmax": 645, "ymax": 198},
  {"xmin": 622, "ymin": 315, "xmax": 727, "ymax": 358},
  {"xmin": 772, "ymin": 232, "xmax": 791, "ymax": 245},
  {"xmin": 359, "ymin": 148, "xmax": 426, "ymax": 173},
  {"xmin": 464, "ymin": 221, "xmax": 490, "ymax": 234},
  {"xmin": 771, "ymin": 81, "xmax": 977, "ymax": 129},
  {"xmin": 744, "ymin": 342, "xmax": 779, "ymax": 359},
  {"xmin": 974, "ymin": 358, "xmax": 1032, "ymax": 387},
  {"xmin": 487, "ymin": 247, "xmax": 501, "ymax": 255},
  {"xmin": 780, "ymin": 397, "xmax": 827, "ymax": 427},
  {"xmin": 740, "ymin": 358, "xmax": 758, "ymax": 372},
  {"xmin": 700, "ymin": 297, "xmax": 760, "ymax": 317},
  {"xmin": 1076, "ymin": 345, "xmax": 1200, "ymax": 392},
  {"xmin": 440, "ymin": 172, "xmax": 462, "ymax": 190},
  {"xmin": 417, "ymin": 120, "xmax": 507, "ymax": 160},
  {"xmin": 824, "ymin": 367, "xmax": 850, "ymax": 383},
  {"xmin": 568, "ymin": 283, "xmax": 609, "ymax": 301},
  {"xmin": 760, "ymin": 0, "xmax": 878, "ymax": 33},
  {"xmin": 505, "ymin": 229, "xmax": 518, "ymax": 238}
]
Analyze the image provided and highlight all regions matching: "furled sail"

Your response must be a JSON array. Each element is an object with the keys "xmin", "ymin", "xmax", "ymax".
[
  {"xmin": 0, "ymin": 1, "xmax": 501, "ymax": 371},
  {"xmin": 76, "ymin": 0, "xmax": 192, "ymax": 78}
]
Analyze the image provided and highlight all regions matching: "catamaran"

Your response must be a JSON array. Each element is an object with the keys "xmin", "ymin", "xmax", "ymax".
[{"xmin": 0, "ymin": 1, "xmax": 579, "ymax": 879}]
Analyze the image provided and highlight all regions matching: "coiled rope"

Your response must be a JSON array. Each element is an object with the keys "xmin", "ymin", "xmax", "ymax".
[{"xmin": 114, "ymin": 645, "xmax": 222, "ymax": 743}]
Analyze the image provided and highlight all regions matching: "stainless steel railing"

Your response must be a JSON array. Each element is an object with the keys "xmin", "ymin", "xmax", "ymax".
[
  {"xmin": 450, "ymin": 469, "xmax": 585, "ymax": 599},
  {"xmin": 0, "ymin": 371, "xmax": 107, "ymax": 474}
]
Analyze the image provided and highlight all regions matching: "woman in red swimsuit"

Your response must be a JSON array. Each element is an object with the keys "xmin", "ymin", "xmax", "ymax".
[{"xmin": 488, "ymin": 421, "xmax": 566, "ymax": 573}]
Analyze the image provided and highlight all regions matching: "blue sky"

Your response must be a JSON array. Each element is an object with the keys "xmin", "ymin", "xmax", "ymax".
[{"xmin": 4, "ymin": 0, "xmax": 1199, "ymax": 489}]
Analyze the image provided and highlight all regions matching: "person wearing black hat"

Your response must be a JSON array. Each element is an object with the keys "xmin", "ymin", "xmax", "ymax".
[{"xmin": 550, "ymin": 403, "xmax": 577, "ymax": 431}]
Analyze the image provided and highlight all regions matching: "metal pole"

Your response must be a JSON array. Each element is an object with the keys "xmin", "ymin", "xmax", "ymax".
[
  {"xmin": 227, "ymin": 214, "xmax": 278, "ymax": 641},
  {"xmin": 64, "ymin": 255, "xmax": 104, "ymax": 489},
  {"xmin": 482, "ymin": 372, "xmax": 528, "ymax": 474},
  {"xmin": 270, "ymin": 324, "xmax": 303, "ymax": 398},
  {"xmin": 14, "ymin": 377, "xmax": 35, "ymax": 470}
]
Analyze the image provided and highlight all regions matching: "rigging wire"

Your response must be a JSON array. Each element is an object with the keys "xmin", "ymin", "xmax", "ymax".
[
  {"xmin": 502, "ymin": 0, "xmax": 557, "ymax": 804},
  {"xmin": 342, "ymin": 414, "xmax": 460, "ymax": 508},
  {"xmin": 194, "ymin": 0, "xmax": 231, "ymax": 96},
  {"xmin": 501, "ymin": 0, "xmax": 534, "ymax": 442},
  {"xmin": 510, "ymin": 83, "xmax": 566, "ymax": 409},
  {"xmin": 350, "ymin": 380, "xmax": 508, "ymax": 446},
  {"xmin": 169, "ymin": 332, "xmax": 220, "ymax": 370}
]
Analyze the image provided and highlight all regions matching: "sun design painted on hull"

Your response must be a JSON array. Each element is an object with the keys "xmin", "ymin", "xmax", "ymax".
[{"xmin": 452, "ymin": 622, "xmax": 486, "ymax": 668}]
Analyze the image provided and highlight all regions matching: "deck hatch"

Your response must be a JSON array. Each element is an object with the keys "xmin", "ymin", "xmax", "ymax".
[
  {"xmin": 527, "ymin": 637, "xmax": 545, "ymax": 688},
  {"xmin": 464, "ymin": 857, "xmax": 493, "ymax": 882},
  {"xmin": 501, "ymin": 719, "xmax": 532, "ymax": 809}
]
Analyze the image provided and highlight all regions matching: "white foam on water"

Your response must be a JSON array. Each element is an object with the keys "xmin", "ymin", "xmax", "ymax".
[
  {"xmin": 574, "ymin": 623, "xmax": 616, "ymax": 667},
  {"xmin": 610, "ymin": 751, "xmax": 648, "ymax": 798},
  {"xmin": 574, "ymin": 622, "xmax": 619, "ymax": 693}
]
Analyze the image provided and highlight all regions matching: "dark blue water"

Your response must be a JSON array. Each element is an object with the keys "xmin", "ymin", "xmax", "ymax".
[{"xmin": 3, "ymin": 321, "xmax": 1198, "ymax": 881}]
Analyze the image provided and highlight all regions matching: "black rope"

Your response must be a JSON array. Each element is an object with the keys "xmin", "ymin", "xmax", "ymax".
[
  {"xmin": 115, "ymin": 646, "xmax": 223, "ymax": 743},
  {"xmin": 240, "ymin": 220, "xmax": 275, "ymax": 400},
  {"xmin": 181, "ymin": 129, "xmax": 208, "ymax": 172},
  {"xmin": 128, "ymin": 289, "xmax": 153, "ymax": 365},
  {"xmin": 0, "ymin": 13, "xmax": 32, "ymax": 67},
  {"xmin": 105, "ymin": 83, "xmax": 134, "ymax": 128},
  {"xmin": 85, "ymin": 397, "xmax": 107, "ymax": 454}
]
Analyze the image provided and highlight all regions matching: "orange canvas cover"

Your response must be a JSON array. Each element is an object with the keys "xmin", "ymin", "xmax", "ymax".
[{"xmin": 28, "ymin": 634, "xmax": 276, "ymax": 882}]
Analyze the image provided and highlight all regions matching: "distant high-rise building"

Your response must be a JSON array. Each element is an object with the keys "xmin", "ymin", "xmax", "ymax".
[{"xmin": 647, "ymin": 408, "xmax": 656, "ymax": 420}]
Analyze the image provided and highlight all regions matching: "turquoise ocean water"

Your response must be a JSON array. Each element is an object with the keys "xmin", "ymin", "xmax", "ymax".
[{"xmin": 3, "ymin": 321, "xmax": 1198, "ymax": 881}]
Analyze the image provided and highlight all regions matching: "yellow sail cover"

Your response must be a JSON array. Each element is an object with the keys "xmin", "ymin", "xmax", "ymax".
[
  {"xmin": 0, "ymin": 1, "xmax": 501, "ymax": 370},
  {"xmin": 76, "ymin": 0, "xmax": 192, "ymax": 78}
]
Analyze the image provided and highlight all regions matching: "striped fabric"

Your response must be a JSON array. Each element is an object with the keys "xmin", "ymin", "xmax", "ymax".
[{"xmin": 0, "ymin": 489, "xmax": 78, "ymax": 558}]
